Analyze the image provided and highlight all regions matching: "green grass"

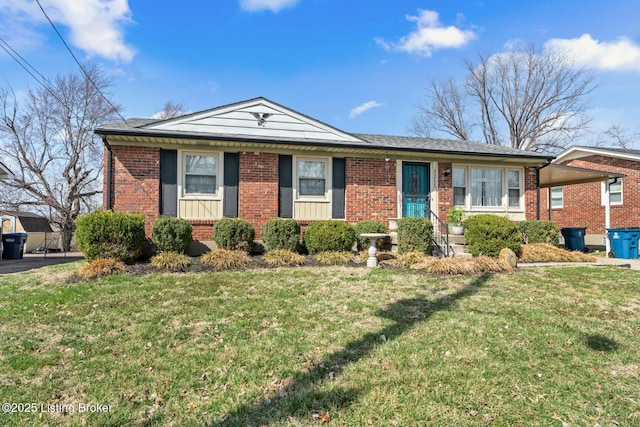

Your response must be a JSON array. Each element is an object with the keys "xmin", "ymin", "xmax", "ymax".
[{"xmin": 0, "ymin": 262, "xmax": 638, "ymax": 426}]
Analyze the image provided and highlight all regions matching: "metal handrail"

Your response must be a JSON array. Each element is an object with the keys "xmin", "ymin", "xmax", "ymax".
[{"xmin": 427, "ymin": 208, "xmax": 450, "ymax": 257}]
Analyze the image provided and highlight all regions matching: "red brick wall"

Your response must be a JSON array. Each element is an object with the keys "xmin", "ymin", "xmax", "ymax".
[
  {"xmin": 524, "ymin": 166, "xmax": 538, "ymax": 220},
  {"xmin": 437, "ymin": 162, "xmax": 453, "ymax": 221},
  {"xmin": 542, "ymin": 155, "xmax": 639, "ymax": 233},
  {"xmin": 238, "ymin": 152, "xmax": 279, "ymax": 238},
  {"xmin": 345, "ymin": 158, "xmax": 397, "ymax": 226},
  {"xmin": 109, "ymin": 145, "xmax": 160, "ymax": 235}
]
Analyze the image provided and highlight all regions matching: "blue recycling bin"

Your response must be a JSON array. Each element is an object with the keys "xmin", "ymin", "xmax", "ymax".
[
  {"xmin": 560, "ymin": 227, "xmax": 587, "ymax": 252},
  {"xmin": 607, "ymin": 228, "xmax": 640, "ymax": 259},
  {"xmin": 1, "ymin": 232, "xmax": 28, "ymax": 259}
]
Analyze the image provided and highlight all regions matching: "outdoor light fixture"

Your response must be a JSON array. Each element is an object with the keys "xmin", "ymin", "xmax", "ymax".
[{"xmin": 444, "ymin": 167, "xmax": 451, "ymax": 176}]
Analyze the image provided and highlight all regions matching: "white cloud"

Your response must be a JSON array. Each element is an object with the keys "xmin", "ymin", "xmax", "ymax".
[
  {"xmin": 376, "ymin": 9, "xmax": 476, "ymax": 57},
  {"xmin": 239, "ymin": 0, "xmax": 298, "ymax": 13},
  {"xmin": 0, "ymin": 0, "xmax": 135, "ymax": 63},
  {"xmin": 349, "ymin": 101, "xmax": 383, "ymax": 118},
  {"xmin": 545, "ymin": 34, "xmax": 640, "ymax": 73}
]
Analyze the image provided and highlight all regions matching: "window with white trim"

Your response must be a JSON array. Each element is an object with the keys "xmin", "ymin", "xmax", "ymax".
[
  {"xmin": 471, "ymin": 168, "xmax": 503, "ymax": 207},
  {"xmin": 507, "ymin": 170, "xmax": 521, "ymax": 207},
  {"xmin": 183, "ymin": 153, "xmax": 217, "ymax": 195},
  {"xmin": 453, "ymin": 167, "xmax": 466, "ymax": 207},
  {"xmin": 297, "ymin": 159, "xmax": 327, "ymax": 197},
  {"xmin": 601, "ymin": 180, "xmax": 623, "ymax": 206},
  {"xmin": 550, "ymin": 186, "xmax": 563, "ymax": 209}
]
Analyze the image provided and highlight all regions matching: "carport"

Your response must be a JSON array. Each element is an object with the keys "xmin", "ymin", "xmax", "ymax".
[{"xmin": 538, "ymin": 163, "xmax": 626, "ymax": 254}]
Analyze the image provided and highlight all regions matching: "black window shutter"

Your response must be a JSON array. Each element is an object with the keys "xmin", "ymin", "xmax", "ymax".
[
  {"xmin": 223, "ymin": 152, "xmax": 239, "ymax": 218},
  {"xmin": 278, "ymin": 155, "xmax": 293, "ymax": 218},
  {"xmin": 332, "ymin": 157, "xmax": 346, "ymax": 219},
  {"xmin": 159, "ymin": 149, "xmax": 177, "ymax": 217}
]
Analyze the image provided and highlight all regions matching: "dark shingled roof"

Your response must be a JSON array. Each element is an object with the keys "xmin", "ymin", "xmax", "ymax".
[
  {"xmin": 96, "ymin": 119, "xmax": 553, "ymax": 160},
  {"xmin": 1, "ymin": 211, "xmax": 53, "ymax": 233}
]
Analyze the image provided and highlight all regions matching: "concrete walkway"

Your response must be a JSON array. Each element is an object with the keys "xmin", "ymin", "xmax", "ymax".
[
  {"xmin": 0, "ymin": 252, "xmax": 84, "ymax": 275},
  {"xmin": 519, "ymin": 256, "xmax": 640, "ymax": 270}
]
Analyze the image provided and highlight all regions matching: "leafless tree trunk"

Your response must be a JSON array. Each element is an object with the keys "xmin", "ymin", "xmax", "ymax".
[
  {"xmin": 0, "ymin": 65, "xmax": 121, "ymax": 251},
  {"xmin": 412, "ymin": 44, "xmax": 596, "ymax": 152}
]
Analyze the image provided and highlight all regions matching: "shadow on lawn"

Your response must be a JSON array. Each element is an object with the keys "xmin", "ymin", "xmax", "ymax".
[{"xmin": 215, "ymin": 273, "xmax": 492, "ymax": 426}]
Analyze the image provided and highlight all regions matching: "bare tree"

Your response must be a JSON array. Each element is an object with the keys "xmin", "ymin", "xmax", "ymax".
[
  {"xmin": 412, "ymin": 44, "xmax": 596, "ymax": 152},
  {"xmin": 0, "ymin": 65, "xmax": 121, "ymax": 251},
  {"xmin": 154, "ymin": 101, "xmax": 186, "ymax": 119}
]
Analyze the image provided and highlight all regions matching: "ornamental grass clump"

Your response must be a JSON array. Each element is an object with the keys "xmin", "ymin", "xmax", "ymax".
[
  {"xmin": 519, "ymin": 243, "xmax": 596, "ymax": 262},
  {"xmin": 315, "ymin": 251, "xmax": 354, "ymax": 266},
  {"xmin": 150, "ymin": 251, "xmax": 192, "ymax": 271},
  {"xmin": 78, "ymin": 258, "xmax": 127, "ymax": 280},
  {"xmin": 395, "ymin": 251, "xmax": 430, "ymax": 267},
  {"xmin": 262, "ymin": 249, "xmax": 306, "ymax": 267},
  {"xmin": 201, "ymin": 249, "xmax": 252, "ymax": 270}
]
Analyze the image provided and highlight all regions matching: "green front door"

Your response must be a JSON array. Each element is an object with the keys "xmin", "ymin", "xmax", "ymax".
[{"xmin": 402, "ymin": 162, "xmax": 430, "ymax": 217}]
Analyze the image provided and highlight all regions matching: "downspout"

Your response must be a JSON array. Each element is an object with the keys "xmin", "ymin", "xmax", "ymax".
[{"xmin": 103, "ymin": 136, "xmax": 113, "ymax": 211}]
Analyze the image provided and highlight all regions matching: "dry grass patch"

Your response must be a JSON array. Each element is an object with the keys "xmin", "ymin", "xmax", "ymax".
[
  {"xmin": 394, "ymin": 251, "xmax": 429, "ymax": 267},
  {"xmin": 407, "ymin": 256, "xmax": 513, "ymax": 275},
  {"xmin": 77, "ymin": 258, "xmax": 127, "ymax": 280},
  {"xmin": 150, "ymin": 251, "xmax": 192, "ymax": 271},
  {"xmin": 520, "ymin": 243, "xmax": 597, "ymax": 262},
  {"xmin": 262, "ymin": 249, "xmax": 306, "ymax": 267},
  {"xmin": 315, "ymin": 251, "xmax": 354, "ymax": 266},
  {"xmin": 200, "ymin": 249, "xmax": 252, "ymax": 270}
]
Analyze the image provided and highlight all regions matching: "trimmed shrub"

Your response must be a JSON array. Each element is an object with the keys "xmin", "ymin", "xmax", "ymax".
[
  {"xmin": 261, "ymin": 218, "xmax": 301, "ymax": 252},
  {"xmin": 152, "ymin": 217, "xmax": 193, "ymax": 254},
  {"xmin": 262, "ymin": 249, "xmax": 306, "ymax": 267},
  {"xmin": 397, "ymin": 217, "xmax": 433, "ymax": 254},
  {"xmin": 150, "ymin": 251, "xmax": 192, "ymax": 271},
  {"xmin": 315, "ymin": 251, "xmax": 353, "ymax": 266},
  {"xmin": 518, "ymin": 220, "xmax": 560, "ymax": 245},
  {"xmin": 353, "ymin": 220, "xmax": 387, "ymax": 251},
  {"xmin": 78, "ymin": 258, "xmax": 127, "ymax": 280},
  {"xmin": 213, "ymin": 218, "xmax": 255, "ymax": 252},
  {"xmin": 75, "ymin": 211, "xmax": 145, "ymax": 263},
  {"xmin": 201, "ymin": 249, "xmax": 252, "ymax": 270},
  {"xmin": 464, "ymin": 214, "xmax": 521, "ymax": 257},
  {"xmin": 303, "ymin": 221, "xmax": 356, "ymax": 254}
]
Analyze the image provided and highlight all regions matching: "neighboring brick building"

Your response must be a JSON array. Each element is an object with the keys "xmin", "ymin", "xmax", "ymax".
[
  {"xmin": 95, "ymin": 97, "xmax": 553, "ymax": 253},
  {"xmin": 542, "ymin": 146, "xmax": 640, "ymax": 246}
]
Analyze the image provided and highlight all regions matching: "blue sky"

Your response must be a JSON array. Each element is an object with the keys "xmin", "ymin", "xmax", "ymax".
[{"xmin": 0, "ymin": 0, "xmax": 638, "ymax": 145}]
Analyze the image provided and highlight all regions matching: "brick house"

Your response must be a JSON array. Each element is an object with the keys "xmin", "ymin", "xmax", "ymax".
[
  {"xmin": 95, "ymin": 97, "xmax": 554, "ymax": 253},
  {"xmin": 541, "ymin": 146, "xmax": 639, "ymax": 247}
]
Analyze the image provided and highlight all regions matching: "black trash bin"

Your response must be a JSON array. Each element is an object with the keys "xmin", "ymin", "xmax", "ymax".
[
  {"xmin": 560, "ymin": 227, "xmax": 586, "ymax": 252},
  {"xmin": 1, "ymin": 232, "xmax": 28, "ymax": 259}
]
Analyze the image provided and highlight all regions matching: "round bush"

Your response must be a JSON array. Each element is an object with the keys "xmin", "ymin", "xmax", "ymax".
[
  {"xmin": 464, "ymin": 214, "xmax": 521, "ymax": 257},
  {"xmin": 353, "ymin": 220, "xmax": 387, "ymax": 251},
  {"xmin": 518, "ymin": 220, "xmax": 560, "ymax": 245},
  {"xmin": 303, "ymin": 220, "xmax": 356, "ymax": 254},
  {"xmin": 152, "ymin": 216, "xmax": 193, "ymax": 254},
  {"xmin": 261, "ymin": 218, "xmax": 301, "ymax": 252},
  {"xmin": 75, "ymin": 210, "xmax": 145, "ymax": 263},
  {"xmin": 397, "ymin": 217, "xmax": 433, "ymax": 254},
  {"xmin": 213, "ymin": 218, "xmax": 255, "ymax": 252}
]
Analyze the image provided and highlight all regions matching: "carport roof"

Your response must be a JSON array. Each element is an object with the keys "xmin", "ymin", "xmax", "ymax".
[{"xmin": 539, "ymin": 163, "xmax": 626, "ymax": 188}]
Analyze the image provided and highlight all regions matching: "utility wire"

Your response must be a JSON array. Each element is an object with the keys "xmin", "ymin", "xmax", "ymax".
[
  {"xmin": 0, "ymin": 36, "xmax": 67, "ymax": 106},
  {"xmin": 34, "ymin": 0, "xmax": 129, "ymax": 124}
]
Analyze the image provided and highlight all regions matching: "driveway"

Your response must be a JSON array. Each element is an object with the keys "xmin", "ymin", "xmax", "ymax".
[{"xmin": 0, "ymin": 252, "xmax": 84, "ymax": 275}]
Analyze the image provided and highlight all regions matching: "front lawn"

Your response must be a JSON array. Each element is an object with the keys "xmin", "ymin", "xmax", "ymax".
[{"xmin": 0, "ymin": 264, "xmax": 637, "ymax": 426}]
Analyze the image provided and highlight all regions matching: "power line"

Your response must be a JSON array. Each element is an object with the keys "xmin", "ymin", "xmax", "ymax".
[
  {"xmin": 34, "ymin": 0, "xmax": 129, "ymax": 124},
  {"xmin": 0, "ymin": 36, "xmax": 67, "ymax": 106}
]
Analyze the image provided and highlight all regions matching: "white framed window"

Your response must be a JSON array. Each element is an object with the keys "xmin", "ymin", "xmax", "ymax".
[
  {"xmin": 550, "ymin": 186, "xmax": 563, "ymax": 209},
  {"xmin": 296, "ymin": 157, "xmax": 328, "ymax": 199},
  {"xmin": 507, "ymin": 170, "xmax": 521, "ymax": 208},
  {"xmin": 183, "ymin": 152, "xmax": 219, "ymax": 196},
  {"xmin": 471, "ymin": 168, "xmax": 503, "ymax": 207},
  {"xmin": 453, "ymin": 167, "xmax": 466, "ymax": 207},
  {"xmin": 601, "ymin": 179, "xmax": 623, "ymax": 206}
]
